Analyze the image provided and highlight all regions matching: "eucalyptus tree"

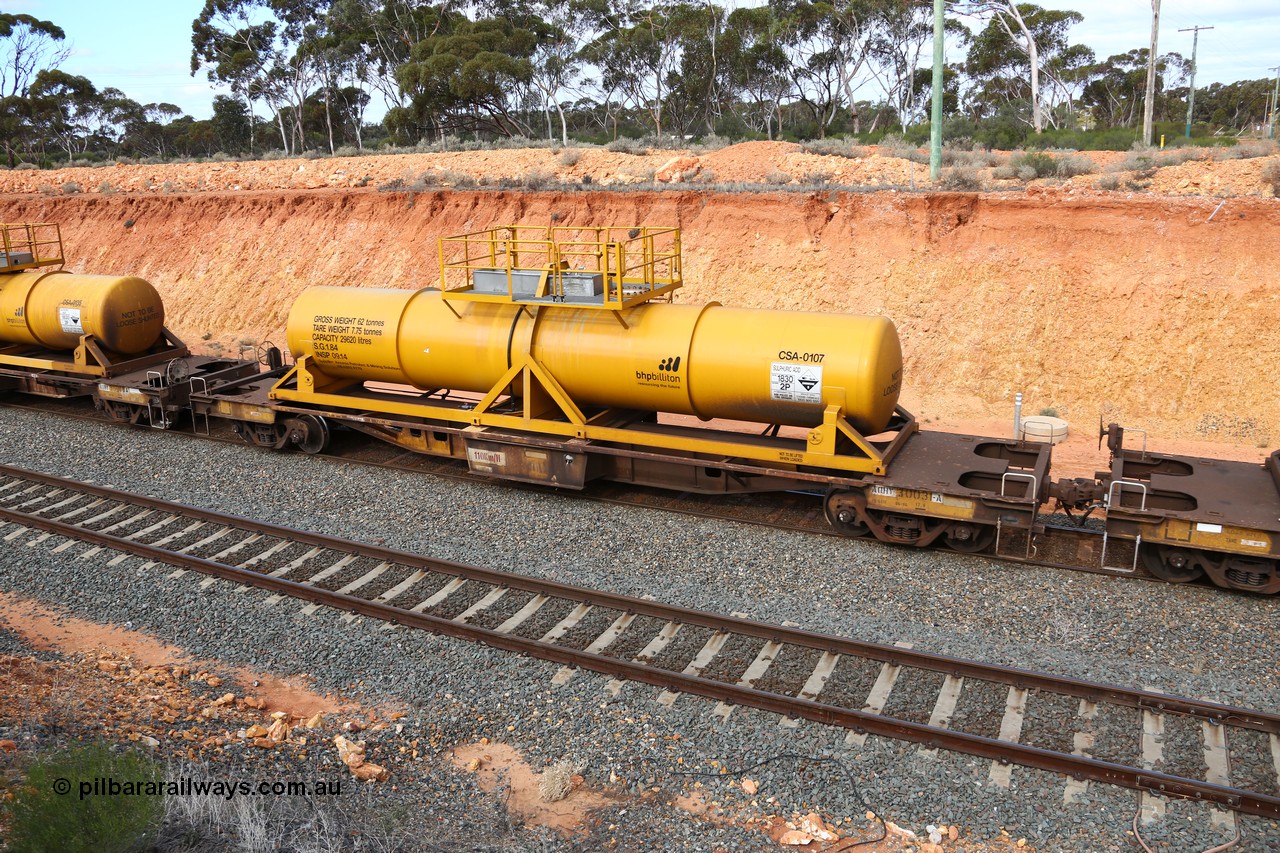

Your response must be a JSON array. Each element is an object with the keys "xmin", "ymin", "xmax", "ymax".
[
  {"xmin": 192, "ymin": 0, "xmax": 279, "ymax": 152},
  {"xmin": 0, "ymin": 12, "xmax": 70, "ymax": 165},
  {"xmin": 395, "ymin": 13, "xmax": 545, "ymax": 137},
  {"xmin": 961, "ymin": 2, "xmax": 1088, "ymax": 132},
  {"xmin": 722, "ymin": 5, "xmax": 792, "ymax": 138}
]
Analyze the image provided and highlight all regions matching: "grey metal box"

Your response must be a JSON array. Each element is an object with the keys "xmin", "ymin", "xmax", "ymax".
[
  {"xmin": 560, "ymin": 272, "xmax": 603, "ymax": 297},
  {"xmin": 472, "ymin": 268, "xmax": 540, "ymax": 296},
  {"xmin": 0, "ymin": 252, "xmax": 34, "ymax": 269}
]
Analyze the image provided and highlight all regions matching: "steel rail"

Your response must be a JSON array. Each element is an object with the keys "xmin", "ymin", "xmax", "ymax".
[
  {"xmin": 0, "ymin": 461, "xmax": 1274, "ymax": 736},
  {"xmin": 1, "ymin": 497, "xmax": 1278, "ymax": 819}
]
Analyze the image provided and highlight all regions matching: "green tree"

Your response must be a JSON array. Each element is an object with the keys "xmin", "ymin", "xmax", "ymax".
[
  {"xmin": 722, "ymin": 6, "xmax": 792, "ymax": 138},
  {"xmin": 964, "ymin": 3, "xmax": 1089, "ymax": 133},
  {"xmin": 212, "ymin": 92, "xmax": 253, "ymax": 151},
  {"xmin": 0, "ymin": 13, "xmax": 69, "ymax": 165},
  {"xmin": 396, "ymin": 15, "xmax": 542, "ymax": 137},
  {"xmin": 192, "ymin": 0, "xmax": 278, "ymax": 152}
]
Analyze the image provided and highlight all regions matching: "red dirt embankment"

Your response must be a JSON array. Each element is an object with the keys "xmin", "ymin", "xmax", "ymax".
[{"xmin": 2, "ymin": 181, "xmax": 1277, "ymax": 449}]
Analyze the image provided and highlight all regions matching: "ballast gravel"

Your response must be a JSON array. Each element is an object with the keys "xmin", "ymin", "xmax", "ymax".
[{"xmin": 0, "ymin": 406, "xmax": 1278, "ymax": 851}]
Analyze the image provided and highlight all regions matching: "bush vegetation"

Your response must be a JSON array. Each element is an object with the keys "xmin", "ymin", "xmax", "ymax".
[{"xmin": 3, "ymin": 743, "xmax": 163, "ymax": 853}]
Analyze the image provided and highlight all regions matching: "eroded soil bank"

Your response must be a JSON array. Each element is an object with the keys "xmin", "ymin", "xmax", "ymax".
[{"xmin": 3, "ymin": 186, "xmax": 1276, "ymax": 446}]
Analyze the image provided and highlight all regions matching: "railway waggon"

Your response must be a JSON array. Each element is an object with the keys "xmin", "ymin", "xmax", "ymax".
[{"xmin": 1, "ymin": 223, "xmax": 1277, "ymax": 595}]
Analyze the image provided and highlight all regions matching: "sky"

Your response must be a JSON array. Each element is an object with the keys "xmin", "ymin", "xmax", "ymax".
[{"xmin": 21, "ymin": 0, "xmax": 1280, "ymax": 121}]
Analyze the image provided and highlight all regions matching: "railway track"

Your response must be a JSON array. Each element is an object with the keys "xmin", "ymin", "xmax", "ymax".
[{"xmin": 1, "ymin": 462, "xmax": 1277, "ymax": 824}]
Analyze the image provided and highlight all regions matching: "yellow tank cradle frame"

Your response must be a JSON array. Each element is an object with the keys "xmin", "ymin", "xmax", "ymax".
[
  {"xmin": 273, "ymin": 225, "xmax": 915, "ymax": 476},
  {"xmin": 0, "ymin": 223, "xmax": 188, "ymax": 378}
]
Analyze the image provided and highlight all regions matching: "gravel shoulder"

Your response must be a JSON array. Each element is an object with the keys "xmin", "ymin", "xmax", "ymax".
[{"xmin": 1, "ymin": 406, "xmax": 1278, "ymax": 851}]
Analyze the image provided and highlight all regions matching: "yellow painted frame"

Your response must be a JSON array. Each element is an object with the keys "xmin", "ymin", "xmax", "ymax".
[{"xmin": 272, "ymin": 355, "xmax": 915, "ymax": 476}]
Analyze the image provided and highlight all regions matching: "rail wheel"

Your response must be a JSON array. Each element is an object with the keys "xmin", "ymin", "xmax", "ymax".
[
  {"xmin": 284, "ymin": 415, "xmax": 331, "ymax": 455},
  {"xmin": 943, "ymin": 522, "xmax": 995, "ymax": 553},
  {"xmin": 1139, "ymin": 543, "xmax": 1204, "ymax": 584},
  {"xmin": 823, "ymin": 490, "xmax": 870, "ymax": 538}
]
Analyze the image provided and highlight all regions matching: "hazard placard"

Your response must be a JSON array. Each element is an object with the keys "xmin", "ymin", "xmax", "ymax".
[{"xmin": 770, "ymin": 362, "xmax": 822, "ymax": 404}]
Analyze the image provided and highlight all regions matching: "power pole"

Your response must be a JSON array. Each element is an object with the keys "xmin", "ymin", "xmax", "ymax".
[
  {"xmin": 1178, "ymin": 24, "xmax": 1213, "ymax": 138},
  {"xmin": 929, "ymin": 0, "xmax": 944, "ymax": 182},
  {"xmin": 1142, "ymin": 1, "xmax": 1161, "ymax": 147},
  {"xmin": 1269, "ymin": 65, "xmax": 1280, "ymax": 140}
]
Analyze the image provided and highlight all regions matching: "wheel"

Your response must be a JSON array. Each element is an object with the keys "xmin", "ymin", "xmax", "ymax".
[
  {"xmin": 1139, "ymin": 543, "xmax": 1204, "ymax": 584},
  {"xmin": 824, "ymin": 490, "xmax": 870, "ymax": 538},
  {"xmin": 285, "ymin": 414, "xmax": 331, "ymax": 455},
  {"xmin": 943, "ymin": 522, "xmax": 995, "ymax": 553}
]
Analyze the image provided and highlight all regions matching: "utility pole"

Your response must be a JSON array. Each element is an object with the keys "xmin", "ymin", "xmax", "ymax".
[
  {"xmin": 929, "ymin": 0, "xmax": 944, "ymax": 182},
  {"xmin": 1269, "ymin": 65, "xmax": 1280, "ymax": 140},
  {"xmin": 1178, "ymin": 24, "xmax": 1213, "ymax": 138},
  {"xmin": 1142, "ymin": 1, "xmax": 1161, "ymax": 147}
]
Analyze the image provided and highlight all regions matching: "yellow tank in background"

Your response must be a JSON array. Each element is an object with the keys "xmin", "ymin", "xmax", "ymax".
[
  {"xmin": 286, "ymin": 286, "xmax": 902, "ymax": 434},
  {"xmin": 0, "ymin": 269, "xmax": 166, "ymax": 355}
]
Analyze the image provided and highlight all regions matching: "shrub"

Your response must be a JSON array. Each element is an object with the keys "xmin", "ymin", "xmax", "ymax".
[
  {"xmin": 377, "ymin": 177, "xmax": 407, "ymax": 192},
  {"xmin": 161, "ymin": 180, "xmax": 179, "ymax": 193},
  {"xmin": 1234, "ymin": 140, "xmax": 1277, "ymax": 159},
  {"xmin": 991, "ymin": 164, "xmax": 1018, "ymax": 180},
  {"xmin": 521, "ymin": 168, "xmax": 556, "ymax": 189},
  {"xmin": 300, "ymin": 149, "xmax": 324, "ymax": 160},
  {"xmin": 62, "ymin": 182, "xmax": 83, "ymax": 194},
  {"xmin": 1097, "ymin": 174, "xmax": 1122, "ymax": 191},
  {"xmin": 15, "ymin": 162, "xmax": 39, "ymax": 170},
  {"xmin": 1263, "ymin": 160, "xmax": 1280, "ymax": 196},
  {"xmin": 1010, "ymin": 151, "xmax": 1056, "ymax": 178},
  {"xmin": 691, "ymin": 133, "xmax": 731, "ymax": 151},
  {"xmin": 802, "ymin": 170, "xmax": 832, "ymax": 185},
  {"xmin": 209, "ymin": 151, "xmax": 234, "ymax": 162},
  {"xmin": 334, "ymin": 144, "xmax": 361, "ymax": 157},
  {"xmin": 3, "ymin": 743, "xmax": 163, "ymax": 853},
  {"xmin": 558, "ymin": 149, "xmax": 582, "ymax": 167},
  {"xmin": 1055, "ymin": 154, "xmax": 1097, "ymax": 178},
  {"xmin": 881, "ymin": 134, "xmax": 929, "ymax": 164},
  {"xmin": 802, "ymin": 138, "xmax": 865, "ymax": 159},
  {"xmin": 605, "ymin": 138, "xmax": 647, "ymax": 154},
  {"xmin": 97, "ymin": 181, "xmax": 117, "ymax": 195},
  {"xmin": 947, "ymin": 148, "xmax": 1000, "ymax": 168},
  {"xmin": 940, "ymin": 167, "xmax": 983, "ymax": 190}
]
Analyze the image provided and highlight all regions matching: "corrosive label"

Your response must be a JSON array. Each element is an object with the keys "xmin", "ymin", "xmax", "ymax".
[
  {"xmin": 770, "ymin": 362, "xmax": 822, "ymax": 404},
  {"xmin": 59, "ymin": 306, "xmax": 83, "ymax": 335}
]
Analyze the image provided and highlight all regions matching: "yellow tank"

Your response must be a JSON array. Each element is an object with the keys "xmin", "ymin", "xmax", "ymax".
[
  {"xmin": 287, "ymin": 287, "xmax": 902, "ymax": 433},
  {"xmin": 0, "ymin": 269, "xmax": 165, "ymax": 354}
]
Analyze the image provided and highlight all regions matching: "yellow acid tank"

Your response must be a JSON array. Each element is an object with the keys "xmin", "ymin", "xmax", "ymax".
[
  {"xmin": 286, "ymin": 287, "xmax": 902, "ymax": 433},
  {"xmin": 0, "ymin": 269, "xmax": 165, "ymax": 354}
]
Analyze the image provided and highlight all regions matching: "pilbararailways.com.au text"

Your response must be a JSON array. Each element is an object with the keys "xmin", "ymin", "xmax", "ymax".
[{"xmin": 55, "ymin": 775, "xmax": 343, "ymax": 801}]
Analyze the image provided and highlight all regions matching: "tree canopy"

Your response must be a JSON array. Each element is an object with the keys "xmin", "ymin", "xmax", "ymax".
[{"xmin": 1, "ymin": 1, "xmax": 1273, "ymax": 165}]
